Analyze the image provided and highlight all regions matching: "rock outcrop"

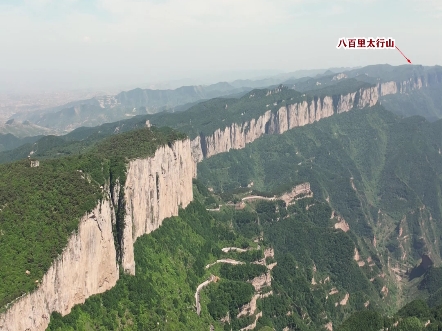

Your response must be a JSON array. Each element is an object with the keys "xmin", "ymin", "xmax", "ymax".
[
  {"xmin": 121, "ymin": 139, "xmax": 194, "ymax": 274},
  {"xmin": 0, "ymin": 200, "xmax": 118, "ymax": 331},
  {"xmin": 190, "ymin": 77, "xmax": 435, "ymax": 176},
  {"xmin": 0, "ymin": 139, "xmax": 193, "ymax": 331},
  {"xmin": 1, "ymin": 72, "xmax": 440, "ymax": 329}
]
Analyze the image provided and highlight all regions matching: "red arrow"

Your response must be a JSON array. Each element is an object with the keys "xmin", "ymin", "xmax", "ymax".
[{"xmin": 395, "ymin": 46, "xmax": 412, "ymax": 64}]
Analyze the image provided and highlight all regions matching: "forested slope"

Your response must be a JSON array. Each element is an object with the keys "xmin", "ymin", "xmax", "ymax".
[
  {"xmin": 0, "ymin": 127, "xmax": 186, "ymax": 310},
  {"xmin": 197, "ymin": 105, "xmax": 442, "ymax": 311},
  {"xmin": 46, "ymin": 179, "xmax": 389, "ymax": 331}
]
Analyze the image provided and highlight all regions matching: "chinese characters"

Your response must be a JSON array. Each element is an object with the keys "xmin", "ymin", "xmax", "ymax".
[{"xmin": 337, "ymin": 37, "xmax": 395, "ymax": 49}]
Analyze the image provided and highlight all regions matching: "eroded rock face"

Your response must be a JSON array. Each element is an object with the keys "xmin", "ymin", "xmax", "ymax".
[
  {"xmin": 0, "ymin": 199, "xmax": 118, "ymax": 331},
  {"xmin": 190, "ymin": 78, "xmax": 431, "ymax": 175},
  {"xmin": 121, "ymin": 139, "xmax": 194, "ymax": 274},
  {"xmin": 0, "ymin": 139, "xmax": 194, "ymax": 331},
  {"xmin": 1, "ymin": 74, "xmax": 438, "ymax": 330}
]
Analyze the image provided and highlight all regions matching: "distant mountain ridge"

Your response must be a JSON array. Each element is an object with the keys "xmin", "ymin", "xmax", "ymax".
[
  {"xmin": 0, "ymin": 118, "xmax": 56, "ymax": 138},
  {"xmin": 0, "ymin": 133, "xmax": 42, "ymax": 153},
  {"xmin": 9, "ymin": 83, "xmax": 252, "ymax": 133},
  {"xmin": 7, "ymin": 67, "xmax": 359, "ymax": 134},
  {"xmin": 114, "ymin": 82, "xmax": 250, "ymax": 109},
  {"xmin": 2, "ymin": 64, "xmax": 442, "ymax": 331},
  {"xmin": 2, "ymin": 64, "xmax": 441, "ymax": 162}
]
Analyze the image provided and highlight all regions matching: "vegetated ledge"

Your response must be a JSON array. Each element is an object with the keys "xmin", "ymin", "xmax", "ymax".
[
  {"xmin": 0, "ymin": 127, "xmax": 194, "ymax": 331},
  {"xmin": 190, "ymin": 74, "xmax": 441, "ymax": 176}
]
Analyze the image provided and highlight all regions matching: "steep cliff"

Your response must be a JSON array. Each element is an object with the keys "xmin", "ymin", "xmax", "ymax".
[
  {"xmin": 0, "ymin": 139, "xmax": 193, "ymax": 331},
  {"xmin": 0, "ymin": 199, "xmax": 118, "ymax": 331},
  {"xmin": 190, "ymin": 78, "xmax": 429, "ymax": 174},
  {"xmin": 0, "ymin": 72, "xmax": 439, "ymax": 330},
  {"xmin": 120, "ymin": 139, "xmax": 194, "ymax": 274}
]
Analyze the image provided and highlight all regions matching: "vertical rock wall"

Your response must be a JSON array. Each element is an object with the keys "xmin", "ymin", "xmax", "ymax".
[
  {"xmin": 190, "ymin": 78, "xmax": 431, "ymax": 174},
  {"xmin": 0, "ymin": 139, "xmax": 194, "ymax": 331},
  {"xmin": 0, "ymin": 199, "xmax": 118, "ymax": 331},
  {"xmin": 0, "ymin": 73, "xmax": 439, "ymax": 329},
  {"xmin": 121, "ymin": 139, "xmax": 194, "ymax": 274}
]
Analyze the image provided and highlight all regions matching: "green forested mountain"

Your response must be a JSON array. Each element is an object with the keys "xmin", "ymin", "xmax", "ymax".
[
  {"xmin": 12, "ymin": 83, "xmax": 253, "ymax": 133},
  {"xmin": 2, "ymin": 81, "xmax": 296, "ymax": 162},
  {"xmin": 198, "ymin": 106, "xmax": 442, "ymax": 232},
  {"xmin": 0, "ymin": 126, "xmax": 186, "ymax": 310},
  {"xmin": 0, "ymin": 114, "xmax": 152, "ymax": 163},
  {"xmin": 45, "ymin": 180, "xmax": 388, "ymax": 331},
  {"xmin": 2, "ymin": 64, "xmax": 441, "ymax": 161},
  {"xmin": 0, "ymin": 133, "xmax": 42, "ymax": 153},
  {"xmin": 2, "ymin": 65, "xmax": 442, "ymax": 331},
  {"xmin": 0, "ymin": 84, "xmax": 308, "ymax": 163},
  {"xmin": 47, "ymin": 201, "xmax": 232, "ymax": 331},
  {"xmin": 197, "ymin": 105, "xmax": 442, "ymax": 311}
]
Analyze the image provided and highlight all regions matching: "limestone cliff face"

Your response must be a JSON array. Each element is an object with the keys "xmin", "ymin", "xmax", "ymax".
[
  {"xmin": 121, "ymin": 139, "xmax": 194, "ymax": 274},
  {"xmin": 0, "ymin": 139, "xmax": 193, "ymax": 331},
  {"xmin": 0, "ymin": 199, "xmax": 118, "ymax": 331},
  {"xmin": 190, "ymin": 77, "xmax": 433, "ymax": 172}
]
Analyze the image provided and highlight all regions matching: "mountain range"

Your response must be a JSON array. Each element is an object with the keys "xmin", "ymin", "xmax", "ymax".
[
  {"xmin": 1, "ymin": 64, "xmax": 442, "ymax": 331},
  {"xmin": 3, "ymin": 67, "xmax": 359, "ymax": 134}
]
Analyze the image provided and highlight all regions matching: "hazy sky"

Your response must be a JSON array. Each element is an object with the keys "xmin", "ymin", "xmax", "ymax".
[{"xmin": 1, "ymin": 0, "xmax": 441, "ymax": 92}]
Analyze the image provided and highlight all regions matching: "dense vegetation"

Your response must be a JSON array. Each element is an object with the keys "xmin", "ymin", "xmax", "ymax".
[
  {"xmin": 46, "ymin": 198, "xmax": 268, "ymax": 331},
  {"xmin": 2, "ymin": 64, "xmax": 442, "ymax": 329},
  {"xmin": 198, "ymin": 105, "xmax": 442, "ymax": 245},
  {"xmin": 0, "ymin": 159, "xmax": 101, "ymax": 308},
  {"xmin": 45, "ymin": 179, "xmax": 387, "ymax": 331},
  {"xmin": 2, "ymin": 111, "xmax": 440, "ymax": 330},
  {"xmin": 219, "ymin": 263, "xmax": 267, "ymax": 282},
  {"xmin": 0, "ymin": 114, "xmax": 156, "ymax": 163},
  {"xmin": 198, "ymin": 189, "xmax": 388, "ymax": 329},
  {"xmin": 0, "ymin": 133, "xmax": 42, "ymax": 153},
  {"xmin": 337, "ymin": 299, "xmax": 442, "ymax": 331},
  {"xmin": 381, "ymin": 82, "xmax": 442, "ymax": 121},
  {"xmin": 0, "ymin": 126, "xmax": 186, "ymax": 310},
  {"xmin": 250, "ymin": 198, "xmax": 383, "ymax": 330},
  {"xmin": 207, "ymin": 280, "xmax": 254, "ymax": 320}
]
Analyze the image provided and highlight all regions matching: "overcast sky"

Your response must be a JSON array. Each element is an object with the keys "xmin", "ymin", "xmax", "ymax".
[{"xmin": 0, "ymin": 0, "xmax": 441, "ymax": 92}]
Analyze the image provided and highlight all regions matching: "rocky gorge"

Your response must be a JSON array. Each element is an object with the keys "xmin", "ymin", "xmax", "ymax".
[{"xmin": 1, "ymin": 72, "xmax": 440, "ymax": 331}]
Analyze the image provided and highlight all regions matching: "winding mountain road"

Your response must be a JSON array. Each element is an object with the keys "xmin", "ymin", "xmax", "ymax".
[
  {"xmin": 195, "ymin": 275, "xmax": 216, "ymax": 316},
  {"xmin": 204, "ymin": 258, "xmax": 245, "ymax": 269}
]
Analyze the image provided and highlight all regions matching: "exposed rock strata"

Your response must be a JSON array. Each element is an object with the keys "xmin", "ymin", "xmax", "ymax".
[
  {"xmin": 1, "ymin": 74, "xmax": 440, "ymax": 329},
  {"xmin": 121, "ymin": 139, "xmax": 194, "ymax": 274},
  {"xmin": 0, "ymin": 139, "xmax": 193, "ymax": 331},
  {"xmin": 0, "ymin": 200, "xmax": 118, "ymax": 331},
  {"xmin": 190, "ymin": 78, "xmax": 433, "ymax": 176}
]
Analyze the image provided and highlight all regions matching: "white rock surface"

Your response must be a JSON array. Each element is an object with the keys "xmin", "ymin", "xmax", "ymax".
[
  {"xmin": 190, "ymin": 79, "xmax": 426, "ymax": 175},
  {"xmin": 0, "ymin": 139, "xmax": 193, "ymax": 331},
  {"xmin": 0, "ymin": 75, "xmax": 433, "ymax": 330},
  {"xmin": 121, "ymin": 139, "xmax": 194, "ymax": 274}
]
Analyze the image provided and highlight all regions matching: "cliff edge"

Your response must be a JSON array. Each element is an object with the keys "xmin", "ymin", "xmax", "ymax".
[
  {"xmin": 0, "ymin": 139, "xmax": 193, "ymax": 331},
  {"xmin": 190, "ymin": 76, "xmax": 435, "ymax": 176}
]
